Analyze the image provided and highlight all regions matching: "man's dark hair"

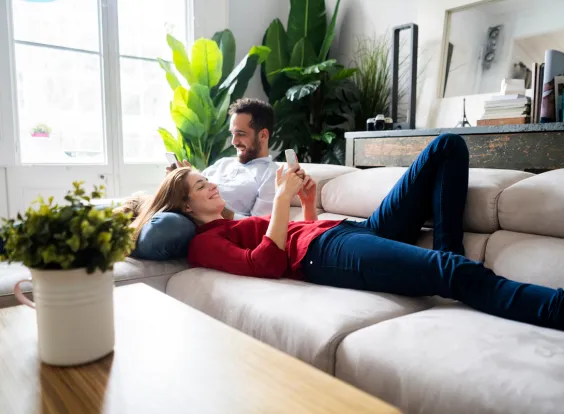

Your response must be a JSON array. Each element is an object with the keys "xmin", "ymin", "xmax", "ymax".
[{"xmin": 228, "ymin": 98, "xmax": 274, "ymax": 138}]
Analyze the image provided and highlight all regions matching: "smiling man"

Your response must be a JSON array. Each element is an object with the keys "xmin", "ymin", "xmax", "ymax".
[{"xmin": 202, "ymin": 98, "xmax": 279, "ymax": 220}]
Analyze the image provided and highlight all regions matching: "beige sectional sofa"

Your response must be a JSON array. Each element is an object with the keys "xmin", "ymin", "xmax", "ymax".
[{"xmin": 2, "ymin": 163, "xmax": 564, "ymax": 413}]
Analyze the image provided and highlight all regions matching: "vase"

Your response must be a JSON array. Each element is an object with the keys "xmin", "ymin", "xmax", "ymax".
[{"xmin": 14, "ymin": 268, "xmax": 115, "ymax": 366}]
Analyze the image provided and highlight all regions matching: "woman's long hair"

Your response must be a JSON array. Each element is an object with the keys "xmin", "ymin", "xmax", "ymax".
[{"xmin": 120, "ymin": 167, "xmax": 193, "ymax": 242}]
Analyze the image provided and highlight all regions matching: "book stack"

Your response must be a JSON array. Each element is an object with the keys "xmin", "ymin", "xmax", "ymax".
[{"xmin": 477, "ymin": 94, "xmax": 531, "ymax": 126}]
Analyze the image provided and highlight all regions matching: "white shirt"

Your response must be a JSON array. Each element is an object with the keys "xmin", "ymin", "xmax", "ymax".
[{"xmin": 203, "ymin": 156, "xmax": 278, "ymax": 219}]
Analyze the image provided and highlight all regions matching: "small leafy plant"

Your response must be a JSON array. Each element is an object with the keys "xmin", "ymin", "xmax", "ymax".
[
  {"xmin": 0, "ymin": 182, "xmax": 135, "ymax": 274},
  {"xmin": 31, "ymin": 123, "xmax": 52, "ymax": 134}
]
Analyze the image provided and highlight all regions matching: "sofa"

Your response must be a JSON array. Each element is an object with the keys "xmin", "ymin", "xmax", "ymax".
[{"xmin": 2, "ymin": 163, "xmax": 564, "ymax": 413}]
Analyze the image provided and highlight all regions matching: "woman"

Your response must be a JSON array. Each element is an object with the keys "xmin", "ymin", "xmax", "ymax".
[{"xmin": 132, "ymin": 134, "xmax": 564, "ymax": 331}]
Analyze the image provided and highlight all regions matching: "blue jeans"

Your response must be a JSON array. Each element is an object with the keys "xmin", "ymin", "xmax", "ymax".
[
  {"xmin": 302, "ymin": 134, "xmax": 564, "ymax": 330},
  {"xmin": 130, "ymin": 212, "xmax": 196, "ymax": 261}
]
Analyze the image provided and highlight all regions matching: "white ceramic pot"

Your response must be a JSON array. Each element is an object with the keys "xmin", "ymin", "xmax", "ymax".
[{"xmin": 14, "ymin": 268, "xmax": 115, "ymax": 366}]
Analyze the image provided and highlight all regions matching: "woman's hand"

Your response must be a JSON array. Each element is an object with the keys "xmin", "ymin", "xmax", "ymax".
[
  {"xmin": 298, "ymin": 174, "xmax": 317, "ymax": 206},
  {"xmin": 275, "ymin": 164, "xmax": 303, "ymax": 202}
]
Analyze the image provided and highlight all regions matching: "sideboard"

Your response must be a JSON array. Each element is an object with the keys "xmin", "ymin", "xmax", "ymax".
[{"xmin": 345, "ymin": 123, "xmax": 564, "ymax": 173}]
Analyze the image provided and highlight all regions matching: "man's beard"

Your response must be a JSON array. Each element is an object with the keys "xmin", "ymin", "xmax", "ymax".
[{"xmin": 236, "ymin": 134, "xmax": 261, "ymax": 164}]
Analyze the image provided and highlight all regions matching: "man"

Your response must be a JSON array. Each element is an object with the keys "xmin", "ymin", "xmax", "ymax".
[{"xmin": 132, "ymin": 98, "xmax": 279, "ymax": 261}]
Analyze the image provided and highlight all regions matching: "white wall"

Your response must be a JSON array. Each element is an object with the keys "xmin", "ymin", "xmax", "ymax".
[
  {"xmin": 0, "ymin": 168, "xmax": 7, "ymax": 219},
  {"xmin": 228, "ymin": 0, "xmax": 289, "ymax": 100}
]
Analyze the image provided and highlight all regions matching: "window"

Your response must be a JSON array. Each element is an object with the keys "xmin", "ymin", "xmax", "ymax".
[{"xmin": 7, "ymin": 0, "xmax": 189, "ymax": 165}]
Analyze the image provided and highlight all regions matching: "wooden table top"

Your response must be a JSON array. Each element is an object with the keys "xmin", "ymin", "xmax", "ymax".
[{"xmin": 0, "ymin": 283, "xmax": 400, "ymax": 414}]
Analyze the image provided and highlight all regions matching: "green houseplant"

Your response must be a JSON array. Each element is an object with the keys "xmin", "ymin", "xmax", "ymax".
[
  {"xmin": 261, "ymin": 0, "xmax": 360, "ymax": 164},
  {"xmin": 0, "ymin": 182, "xmax": 135, "ymax": 366},
  {"xmin": 157, "ymin": 30, "xmax": 270, "ymax": 170},
  {"xmin": 31, "ymin": 123, "xmax": 52, "ymax": 138}
]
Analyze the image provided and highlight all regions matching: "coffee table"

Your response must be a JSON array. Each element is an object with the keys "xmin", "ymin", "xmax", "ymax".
[{"xmin": 0, "ymin": 283, "xmax": 400, "ymax": 414}]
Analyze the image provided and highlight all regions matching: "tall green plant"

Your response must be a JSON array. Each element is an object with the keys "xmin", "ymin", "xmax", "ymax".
[
  {"xmin": 261, "ymin": 0, "xmax": 360, "ymax": 164},
  {"xmin": 158, "ymin": 31, "xmax": 270, "ymax": 170}
]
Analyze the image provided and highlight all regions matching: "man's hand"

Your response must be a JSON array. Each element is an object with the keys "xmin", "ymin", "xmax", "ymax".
[
  {"xmin": 165, "ymin": 159, "xmax": 192, "ymax": 175},
  {"xmin": 221, "ymin": 207, "xmax": 235, "ymax": 220}
]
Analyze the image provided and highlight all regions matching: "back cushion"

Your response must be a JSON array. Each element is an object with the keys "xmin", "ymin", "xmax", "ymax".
[
  {"xmin": 499, "ymin": 169, "xmax": 564, "ymax": 238},
  {"xmin": 321, "ymin": 167, "xmax": 533, "ymax": 233},
  {"xmin": 485, "ymin": 230, "xmax": 564, "ymax": 289}
]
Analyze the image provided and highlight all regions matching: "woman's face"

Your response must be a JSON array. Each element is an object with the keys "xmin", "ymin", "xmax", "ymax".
[{"xmin": 185, "ymin": 172, "xmax": 226, "ymax": 216}]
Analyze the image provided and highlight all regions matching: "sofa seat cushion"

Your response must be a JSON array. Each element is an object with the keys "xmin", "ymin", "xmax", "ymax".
[
  {"xmin": 113, "ymin": 258, "xmax": 189, "ymax": 292},
  {"xmin": 335, "ymin": 304, "xmax": 564, "ymax": 414},
  {"xmin": 485, "ymin": 230, "xmax": 564, "ymax": 289},
  {"xmin": 166, "ymin": 268, "xmax": 433, "ymax": 373},
  {"xmin": 321, "ymin": 167, "xmax": 533, "ymax": 233},
  {"xmin": 0, "ymin": 258, "xmax": 189, "ymax": 309},
  {"xmin": 499, "ymin": 169, "xmax": 564, "ymax": 238},
  {"xmin": 319, "ymin": 213, "xmax": 490, "ymax": 262}
]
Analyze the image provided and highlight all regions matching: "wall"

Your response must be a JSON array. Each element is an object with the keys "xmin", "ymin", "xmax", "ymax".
[
  {"xmin": 228, "ymin": 0, "xmax": 289, "ymax": 100},
  {"xmin": 0, "ymin": 168, "xmax": 7, "ymax": 219}
]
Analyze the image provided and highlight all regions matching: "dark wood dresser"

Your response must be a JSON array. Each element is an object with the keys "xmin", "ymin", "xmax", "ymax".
[{"xmin": 345, "ymin": 123, "xmax": 564, "ymax": 173}]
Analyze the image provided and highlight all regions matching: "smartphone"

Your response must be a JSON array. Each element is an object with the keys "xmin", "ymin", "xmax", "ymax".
[
  {"xmin": 285, "ymin": 149, "xmax": 298, "ymax": 168},
  {"xmin": 165, "ymin": 152, "xmax": 179, "ymax": 169}
]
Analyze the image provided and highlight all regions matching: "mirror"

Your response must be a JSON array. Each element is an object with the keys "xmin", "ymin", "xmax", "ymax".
[{"xmin": 443, "ymin": 0, "xmax": 564, "ymax": 98}]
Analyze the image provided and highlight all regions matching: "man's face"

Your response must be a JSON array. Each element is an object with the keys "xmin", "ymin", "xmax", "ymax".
[{"xmin": 229, "ymin": 113, "xmax": 263, "ymax": 164}]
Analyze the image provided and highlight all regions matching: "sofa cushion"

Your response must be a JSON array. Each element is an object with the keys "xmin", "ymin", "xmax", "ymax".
[
  {"xmin": 417, "ymin": 228, "xmax": 490, "ymax": 263},
  {"xmin": 499, "ymin": 169, "xmax": 564, "ymax": 238},
  {"xmin": 485, "ymin": 230, "xmax": 564, "ymax": 289},
  {"xmin": 113, "ymin": 258, "xmax": 189, "ymax": 292},
  {"xmin": 275, "ymin": 162, "xmax": 358, "ymax": 208},
  {"xmin": 0, "ymin": 258, "xmax": 188, "ymax": 308},
  {"xmin": 166, "ymin": 268, "xmax": 433, "ymax": 374},
  {"xmin": 335, "ymin": 305, "xmax": 564, "ymax": 414},
  {"xmin": 321, "ymin": 167, "xmax": 533, "ymax": 233},
  {"xmin": 318, "ymin": 213, "xmax": 489, "ymax": 262}
]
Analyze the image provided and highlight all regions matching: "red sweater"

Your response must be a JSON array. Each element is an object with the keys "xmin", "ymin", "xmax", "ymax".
[{"xmin": 187, "ymin": 217, "xmax": 342, "ymax": 279}]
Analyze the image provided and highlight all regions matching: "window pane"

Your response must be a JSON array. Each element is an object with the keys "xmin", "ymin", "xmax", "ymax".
[
  {"xmin": 13, "ymin": 0, "xmax": 100, "ymax": 52},
  {"xmin": 118, "ymin": 0, "xmax": 186, "ymax": 59},
  {"xmin": 120, "ymin": 58, "xmax": 171, "ymax": 163},
  {"xmin": 15, "ymin": 44, "xmax": 105, "ymax": 164}
]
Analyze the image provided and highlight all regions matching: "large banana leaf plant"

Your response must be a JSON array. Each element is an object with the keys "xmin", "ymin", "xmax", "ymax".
[
  {"xmin": 158, "ymin": 30, "xmax": 270, "ymax": 170},
  {"xmin": 261, "ymin": 0, "xmax": 360, "ymax": 164}
]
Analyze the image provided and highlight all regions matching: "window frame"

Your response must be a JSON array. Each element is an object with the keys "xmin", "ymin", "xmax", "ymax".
[{"xmin": 0, "ymin": 0, "xmax": 194, "ymax": 167}]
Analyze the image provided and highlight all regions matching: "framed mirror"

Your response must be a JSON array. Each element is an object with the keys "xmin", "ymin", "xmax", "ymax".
[{"xmin": 442, "ymin": 0, "xmax": 564, "ymax": 98}]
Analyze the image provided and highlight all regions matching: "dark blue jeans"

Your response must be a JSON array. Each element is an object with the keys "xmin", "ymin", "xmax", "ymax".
[{"xmin": 302, "ymin": 133, "xmax": 564, "ymax": 330}]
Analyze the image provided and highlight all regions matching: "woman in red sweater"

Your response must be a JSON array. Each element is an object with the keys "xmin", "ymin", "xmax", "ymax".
[{"xmin": 134, "ymin": 134, "xmax": 563, "ymax": 331}]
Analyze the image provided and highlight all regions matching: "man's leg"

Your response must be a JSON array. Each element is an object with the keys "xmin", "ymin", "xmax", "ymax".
[
  {"xmin": 302, "ymin": 227, "xmax": 564, "ymax": 330},
  {"xmin": 362, "ymin": 133, "xmax": 469, "ymax": 255},
  {"xmin": 131, "ymin": 212, "xmax": 196, "ymax": 261}
]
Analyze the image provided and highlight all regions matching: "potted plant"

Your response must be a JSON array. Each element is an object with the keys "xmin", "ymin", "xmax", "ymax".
[
  {"xmin": 157, "ymin": 30, "xmax": 270, "ymax": 170},
  {"xmin": 260, "ymin": 0, "xmax": 361, "ymax": 164},
  {"xmin": 0, "ymin": 182, "xmax": 135, "ymax": 366},
  {"xmin": 31, "ymin": 123, "xmax": 52, "ymax": 138}
]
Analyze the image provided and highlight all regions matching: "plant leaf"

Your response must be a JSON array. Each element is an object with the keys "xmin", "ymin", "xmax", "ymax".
[
  {"xmin": 212, "ymin": 29, "xmax": 236, "ymax": 86},
  {"xmin": 158, "ymin": 128, "xmax": 182, "ymax": 159},
  {"xmin": 286, "ymin": 80, "xmax": 321, "ymax": 101},
  {"xmin": 302, "ymin": 59, "xmax": 337, "ymax": 75},
  {"xmin": 264, "ymin": 19, "xmax": 290, "ymax": 85},
  {"xmin": 167, "ymin": 34, "xmax": 193, "ymax": 84},
  {"xmin": 330, "ymin": 67, "xmax": 358, "ymax": 81},
  {"xmin": 211, "ymin": 80, "xmax": 237, "ymax": 136},
  {"xmin": 289, "ymin": 38, "xmax": 317, "ymax": 68},
  {"xmin": 186, "ymin": 84, "xmax": 214, "ymax": 133},
  {"xmin": 287, "ymin": 0, "xmax": 327, "ymax": 56},
  {"xmin": 157, "ymin": 58, "xmax": 181, "ymax": 90},
  {"xmin": 172, "ymin": 106, "xmax": 206, "ymax": 140},
  {"xmin": 318, "ymin": 0, "xmax": 341, "ymax": 61},
  {"xmin": 219, "ymin": 45, "xmax": 270, "ymax": 103},
  {"xmin": 190, "ymin": 39, "xmax": 223, "ymax": 88}
]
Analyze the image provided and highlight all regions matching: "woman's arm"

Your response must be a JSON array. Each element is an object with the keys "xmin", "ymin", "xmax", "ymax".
[
  {"xmin": 265, "ymin": 165, "xmax": 303, "ymax": 250},
  {"xmin": 298, "ymin": 175, "xmax": 318, "ymax": 221}
]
